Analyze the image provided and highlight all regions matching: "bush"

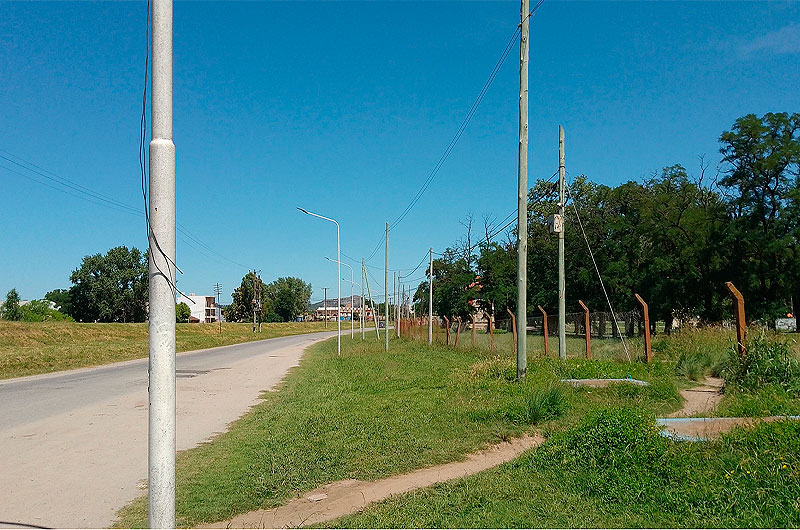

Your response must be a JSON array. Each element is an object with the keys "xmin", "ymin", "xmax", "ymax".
[
  {"xmin": 722, "ymin": 334, "xmax": 800, "ymax": 396},
  {"xmin": 19, "ymin": 300, "xmax": 74, "ymax": 322}
]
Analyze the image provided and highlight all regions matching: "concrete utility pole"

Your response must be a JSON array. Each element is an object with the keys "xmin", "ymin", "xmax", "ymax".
[
  {"xmin": 428, "ymin": 247, "xmax": 433, "ymax": 345},
  {"xmin": 323, "ymin": 286, "xmax": 328, "ymax": 329},
  {"xmin": 385, "ymin": 222, "xmax": 389, "ymax": 352},
  {"xmin": 516, "ymin": 0, "xmax": 530, "ymax": 379},
  {"xmin": 148, "ymin": 0, "xmax": 176, "ymax": 526},
  {"xmin": 558, "ymin": 125, "xmax": 567, "ymax": 360}
]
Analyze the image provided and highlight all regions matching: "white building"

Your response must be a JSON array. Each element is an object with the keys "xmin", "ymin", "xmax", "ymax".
[{"xmin": 176, "ymin": 293, "xmax": 222, "ymax": 323}]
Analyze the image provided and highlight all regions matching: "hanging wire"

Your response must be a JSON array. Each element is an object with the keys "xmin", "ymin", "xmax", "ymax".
[{"xmin": 564, "ymin": 179, "xmax": 633, "ymax": 362}]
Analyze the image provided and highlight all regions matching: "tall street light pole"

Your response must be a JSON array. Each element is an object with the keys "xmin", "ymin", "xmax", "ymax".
[
  {"xmin": 298, "ymin": 207, "xmax": 340, "ymax": 355},
  {"xmin": 148, "ymin": 0, "xmax": 176, "ymax": 526},
  {"xmin": 326, "ymin": 257, "xmax": 354, "ymax": 339}
]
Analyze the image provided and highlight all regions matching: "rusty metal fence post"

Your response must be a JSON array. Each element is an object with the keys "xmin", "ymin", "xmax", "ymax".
[
  {"xmin": 726, "ymin": 282, "xmax": 747, "ymax": 359},
  {"xmin": 538, "ymin": 305, "xmax": 549, "ymax": 357},
  {"xmin": 578, "ymin": 300, "xmax": 591, "ymax": 360},
  {"xmin": 454, "ymin": 317, "xmax": 462, "ymax": 348},
  {"xmin": 489, "ymin": 314, "xmax": 495, "ymax": 352},
  {"xmin": 471, "ymin": 314, "xmax": 476, "ymax": 348},
  {"xmin": 443, "ymin": 316, "xmax": 450, "ymax": 345},
  {"xmin": 634, "ymin": 294, "xmax": 652, "ymax": 363},
  {"xmin": 507, "ymin": 307, "xmax": 517, "ymax": 357}
]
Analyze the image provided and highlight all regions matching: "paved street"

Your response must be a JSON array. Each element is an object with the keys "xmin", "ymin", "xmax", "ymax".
[{"xmin": 0, "ymin": 330, "xmax": 340, "ymax": 529}]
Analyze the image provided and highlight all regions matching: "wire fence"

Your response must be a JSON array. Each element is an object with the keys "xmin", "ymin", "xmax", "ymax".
[{"xmin": 395, "ymin": 311, "xmax": 648, "ymax": 361}]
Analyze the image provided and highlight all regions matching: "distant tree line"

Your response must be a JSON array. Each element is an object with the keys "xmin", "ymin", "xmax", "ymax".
[
  {"xmin": 414, "ymin": 113, "xmax": 800, "ymax": 331},
  {"xmin": 225, "ymin": 273, "xmax": 312, "ymax": 323},
  {"xmin": 2, "ymin": 246, "xmax": 313, "ymax": 324}
]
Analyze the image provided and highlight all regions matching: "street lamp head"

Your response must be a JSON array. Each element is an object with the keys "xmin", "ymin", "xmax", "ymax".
[{"xmin": 297, "ymin": 207, "xmax": 309, "ymax": 215}]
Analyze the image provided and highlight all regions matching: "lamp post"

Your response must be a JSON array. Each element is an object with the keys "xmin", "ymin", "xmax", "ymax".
[
  {"xmin": 298, "ymin": 207, "xmax": 340, "ymax": 355},
  {"xmin": 326, "ymin": 257, "xmax": 355, "ymax": 339}
]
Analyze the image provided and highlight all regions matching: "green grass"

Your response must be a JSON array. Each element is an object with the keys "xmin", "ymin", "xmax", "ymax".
[
  {"xmin": 113, "ymin": 336, "xmax": 683, "ymax": 528},
  {"xmin": 328, "ymin": 410, "xmax": 800, "ymax": 528},
  {"xmin": 0, "ymin": 321, "xmax": 329, "ymax": 379}
]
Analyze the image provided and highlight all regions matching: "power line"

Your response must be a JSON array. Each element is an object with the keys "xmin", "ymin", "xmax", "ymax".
[
  {"xmin": 362, "ymin": 1, "xmax": 548, "ymax": 263},
  {"xmin": 1, "ymin": 148, "xmax": 251, "ymax": 272}
]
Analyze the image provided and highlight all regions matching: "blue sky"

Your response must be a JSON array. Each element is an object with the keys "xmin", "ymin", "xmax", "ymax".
[{"xmin": 2, "ymin": 1, "xmax": 799, "ymax": 305}]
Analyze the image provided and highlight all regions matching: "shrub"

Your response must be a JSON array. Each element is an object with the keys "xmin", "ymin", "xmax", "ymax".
[{"xmin": 721, "ymin": 334, "xmax": 800, "ymax": 396}]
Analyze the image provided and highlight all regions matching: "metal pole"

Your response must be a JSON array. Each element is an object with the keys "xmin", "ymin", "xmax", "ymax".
[
  {"xmin": 385, "ymin": 222, "xmax": 389, "ymax": 351},
  {"xmin": 428, "ymin": 247, "xmax": 433, "ymax": 345},
  {"xmin": 323, "ymin": 287, "xmax": 328, "ymax": 329},
  {"xmin": 558, "ymin": 125, "xmax": 567, "ymax": 360},
  {"xmin": 296, "ymin": 208, "xmax": 340, "ymax": 355},
  {"xmin": 327, "ymin": 257, "xmax": 354, "ymax": 340},
  {"xmin": 148, "ymin": 0, "xmax": 175, "ymax": 526},
  {"xmin": 516, "ymin": 0, "xmax": 529, "ymax": 379},
  {"xmin": 361, "ymin": 259, "xmax": 366, "ymax": 339}
]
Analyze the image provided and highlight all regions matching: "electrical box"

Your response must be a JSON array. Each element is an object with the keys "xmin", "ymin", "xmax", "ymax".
[{"xmin": 546, "ymin": 214, "xmax": 563, "ymax": 234}]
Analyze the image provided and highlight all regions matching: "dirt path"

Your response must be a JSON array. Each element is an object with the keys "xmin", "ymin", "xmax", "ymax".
[
  {"xmin": 668, "ymin": 376, "xmax": 724, "ymax": 417},
  {"xmin": 200, "ymin": 433, "xmax": 544, "ymax": 529},
  {"xmin": 660, "ymin": 376, "xmax": 799, "ymax": 440}
]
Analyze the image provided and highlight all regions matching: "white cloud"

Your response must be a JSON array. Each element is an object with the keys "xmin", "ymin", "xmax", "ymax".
[{"xmin": 739, "ymin": 22, "xmax": 800, "ymax": 57}]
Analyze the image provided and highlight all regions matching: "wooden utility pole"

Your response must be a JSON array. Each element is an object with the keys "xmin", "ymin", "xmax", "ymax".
[
  {"xmin": 385, "ymin": 222, "xmax": 389, "ymax": 352},
  {"xmin": 578, "ymin": 300, "xmax": 591, "ymax": 360},
  {"xmin": 634, "ymin": 294, "xmax": 652, "ymax": 362},
  {"xmin": 516, "ymin": 0, "xmax": 530, "ymax": 379},
  {"xmin": 363, "ymin": 261, "xmax": 380, "ymax": 340},
  {"xmin": 213, "ymin": 283, "xmax": 222, "ymax": 333},
  {"xmin": 428, "ymin": 248, "xmax": 433, "ymax": 345},
  {"xmin": 726, "ymin": 282, "xmax": 747, "ymax": 359},
  {"xmin": 538, "ymin": 305, "xmax": 549, "ymax": 357}
]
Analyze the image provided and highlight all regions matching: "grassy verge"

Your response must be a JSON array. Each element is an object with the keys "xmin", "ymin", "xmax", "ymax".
[
  {"xmin": 0, "ymin": 321, "xmax": 329, "ymax": 379},
  {"xmin": 329, "ymin": 410, "xmax": 800, "ymax": 528},
  {"xmin": 113, "ymin": 336, "xmax": 682, "ymax": 528}
]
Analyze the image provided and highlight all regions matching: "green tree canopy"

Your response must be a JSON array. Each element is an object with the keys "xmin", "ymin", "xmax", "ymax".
[
  {"xmin": 263, "ymin": 277, "xmax": 312, "ymax": 322},
  {"xmin": 69, "ymin": 246, "xmax": 148, "ymax": 322},
  {"xmin": 176, "ymin": 302, "xmax": 191, "ymax": 323},
  {"xmin": 45, "ymin": 289, "xmax": 73, "ymax": 317},
  {"xmin": 2, "ymin": 288, "xmax": 22, "ymax": 321}
]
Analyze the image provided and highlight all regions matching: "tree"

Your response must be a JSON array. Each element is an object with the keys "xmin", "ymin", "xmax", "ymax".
[
  {"xmin": 263, "ymin": 277, "xmax": 312, "ymax": 322},
  {"xmin": 176, "ymin": 302, "xmax": 191, "ymax": 323},
  {"xmin": 719, "ymin": 112, "xmax": 800, "ymax": 323},
  {"xmin": 45, "ymin": 289, "xmax": 73, "ymax": 317},
  {"xmin": 2, "ymin": 288, "xmax": 22, "ymax": 321},
  {"xmin": 226, "ymin": 272, "xmax": 269, "ymax": 323},
  {"xmin": 69, "ymin": 246, "xmax": 148, "ymax": 322}
]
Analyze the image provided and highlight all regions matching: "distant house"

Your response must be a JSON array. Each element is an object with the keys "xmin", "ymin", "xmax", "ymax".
[{"xmin": 176, "ymin": 293, "xmax": 223, "ymax": 323}]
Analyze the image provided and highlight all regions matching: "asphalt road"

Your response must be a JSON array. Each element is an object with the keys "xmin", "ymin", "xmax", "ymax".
[{"xmin": 0, "ymin": 329, "xmax": 341, "ymax": 529}]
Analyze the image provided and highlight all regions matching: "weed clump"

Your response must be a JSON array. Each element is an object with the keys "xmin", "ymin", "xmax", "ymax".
[
  {"xmin": 500, "ymin": 384, "xmax": 569, "ymax": 425},
  {"xmin": 722, "ymin": 334, "xmax": 800, "ymax": 396}
]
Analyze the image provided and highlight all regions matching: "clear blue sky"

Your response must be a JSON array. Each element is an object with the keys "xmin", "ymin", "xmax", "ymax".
[{"xmin": 2, "ymin": 1, "xmax": 799, "ymax": 305}]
